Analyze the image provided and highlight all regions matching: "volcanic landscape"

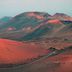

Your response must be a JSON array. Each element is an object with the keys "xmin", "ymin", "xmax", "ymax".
[{"xmin": 0, "ymin": 12, "xmax": 72, "ymax": 72}]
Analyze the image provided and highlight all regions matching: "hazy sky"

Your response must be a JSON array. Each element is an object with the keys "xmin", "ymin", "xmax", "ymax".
[{"xmin": 0, "ymin": 0, "xmax": 72, "ymax": 18}]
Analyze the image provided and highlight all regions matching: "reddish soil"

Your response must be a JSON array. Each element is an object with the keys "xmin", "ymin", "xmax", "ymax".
[{"xmin": 0, "ymin": 39, "xmax": 48, "ymax": 64}]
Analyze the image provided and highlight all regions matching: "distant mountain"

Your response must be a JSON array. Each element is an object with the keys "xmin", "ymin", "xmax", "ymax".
[
  {"xmin": 0, "ymin": 16, "xmax": 12, "ymax": 22},
  {"xmin": 49, "ymin": 13, "xmax": 72, "ymax": 21},
  {"xmin": 0, "ymin": 12, "xmax": 51, "ymax": 31},
  {"xmin": 0, "ymin": 12, "xmax": 72, "ymax": 41},
  {"xmin": 0, "ymin": 16, "xmax": 12, "ymax": 25}
]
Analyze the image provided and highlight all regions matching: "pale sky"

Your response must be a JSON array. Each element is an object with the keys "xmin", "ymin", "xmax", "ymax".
[{"xmin": 0, "ymin": 0, "xmax": 72, "ymax": 18}]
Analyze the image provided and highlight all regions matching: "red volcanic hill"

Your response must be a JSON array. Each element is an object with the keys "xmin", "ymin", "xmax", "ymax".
[{"xmin": 0, "ymin": 39, "xmax": 48, "ymax": 64}]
